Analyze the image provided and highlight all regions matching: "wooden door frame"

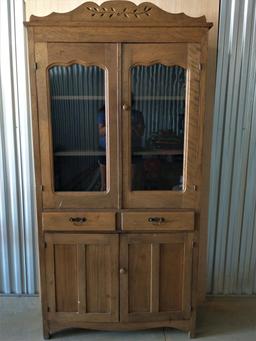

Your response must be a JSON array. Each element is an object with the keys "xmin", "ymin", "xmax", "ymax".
[
  {"xmin": 122, "ymin": 43, "xmax": 201, "ymax": 209},
  {"xmin": 35, "ymin": 42, "xmax": 119, "ymax": 209}
]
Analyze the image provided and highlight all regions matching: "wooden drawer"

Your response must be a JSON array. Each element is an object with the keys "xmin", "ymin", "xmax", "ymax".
[
  {"xmin": 42, "ymin": 212, "xmax": 116, "ymax": 231},
  {"xmin": 121, "ymin": 211, "xmax": 194, "ymax": 231}
]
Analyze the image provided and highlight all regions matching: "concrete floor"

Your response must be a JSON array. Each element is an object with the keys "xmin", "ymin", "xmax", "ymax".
[{"xmin": 0, "ymin": 297, "xmax": 256, "ymax": 340}]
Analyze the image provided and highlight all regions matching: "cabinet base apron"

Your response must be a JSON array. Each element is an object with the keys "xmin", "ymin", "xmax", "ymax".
[{"xmin": 47, "ymin": 318, "xmax": 196, "ymax": 338}]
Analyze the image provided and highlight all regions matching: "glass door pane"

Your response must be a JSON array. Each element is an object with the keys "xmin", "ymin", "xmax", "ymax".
[
  {"xmin": 49, "ymin": 64, "xmax": 107, "ymax": 192},
  {"xmin": 131, "ymin": 64, "xmax": 186, "ymax": 191},
  {"xmin": 122, "ymin": 43, "xmax": 201, "ymax": 208}
]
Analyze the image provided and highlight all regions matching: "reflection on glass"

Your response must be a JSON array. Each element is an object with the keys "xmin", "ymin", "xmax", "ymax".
[
  {"xmin": 131, "ymin": 64, "xmax": 186, "ymax": 191},
  {"xmin": 49, "ymin": 64, "xmax": 107, "ymax": 191}
]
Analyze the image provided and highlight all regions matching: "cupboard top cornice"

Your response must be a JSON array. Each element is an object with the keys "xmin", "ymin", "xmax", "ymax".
[{"xmin": 25, "ymin": 1, "xmax": 212, "ymax": 29}]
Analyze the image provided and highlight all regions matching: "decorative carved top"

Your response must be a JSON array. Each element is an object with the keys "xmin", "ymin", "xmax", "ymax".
[
  {"xmin": 86, "ymin": 4, "xmax": 152, "ymax": 18},
  {"xmin": 27, "ymin": 1, "xmax": 212, "ymax": 28}
]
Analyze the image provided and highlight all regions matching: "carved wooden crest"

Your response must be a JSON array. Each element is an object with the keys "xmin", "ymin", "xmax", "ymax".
[{"xmin": 28, "ymin": 1, "xmax": 212, "ymax": 28}]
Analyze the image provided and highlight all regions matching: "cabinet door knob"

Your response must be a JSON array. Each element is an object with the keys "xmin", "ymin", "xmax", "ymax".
[
  {"xmin": 69, "ymin": 217, "xmax": 87, "ymax": 224},
  {"xmin": 120, "ymin": 268, "xmax": 127, "ymax": 274},
  {"xmin": 122, "ymin": 104, "xmax": 130, "ymax": 111}
]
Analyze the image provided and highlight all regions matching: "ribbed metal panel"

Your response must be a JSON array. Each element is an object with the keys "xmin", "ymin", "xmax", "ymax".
[
  {"xmin": 208, "ymin": 0, "xmax": 256, "ymax": 294},
  {"xmin": 0, "ymin": 0, "xmax": 38, "ymax": 294},
  {"xmin": 1, "ymin": 0, "xmax": 256, "ymax": 296}
]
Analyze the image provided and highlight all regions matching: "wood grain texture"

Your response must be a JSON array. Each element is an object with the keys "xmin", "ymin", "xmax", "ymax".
[
  {"xmin": 26, "ymin": 0, "xmax": 219, "ymax": 300},
  {"xmin": 48, "ymin": 318, "xmax": 192, "ymax": 333},
  {"xmin": 26, "ymin": 27, "xmax": 50, "ymax": 340},
  {"xmin": 122, "ymin": 43, "xmax": 201, "ymax": 209},
  {"xmin": 121, "ymin": 211, "xmax": 194, "ymax": 231},
  {"xmin": 86, "ymin": 244, "xmax": 111, "ymax": 313},
  {"xmin": 42, "ymin": 211, "xmax": 116, "ymax": 231},
  {"xmin": 33, "ymin": 26, "xmax": 207, "ymax": 43},
  {"xmin": 35, "ymin": 42, "xmax": 119, "ymax": 209},
  {"xmin": 25, "ymin": 1, "xmax": 215, "ymax": 337},
  {"xmin": 120, "ymin": 233, "xmax": 193, "ymax": 322},
  {"xmin": 54, "ymin": 244, "xmax": 78, "ymax": 312},
  {"xmin": 44, "ymin": 233, "xmax": 119, "ymax": 322},
  {"xmin": 25, "ymin": 1, "xmax": 211, "ymax": 28}
]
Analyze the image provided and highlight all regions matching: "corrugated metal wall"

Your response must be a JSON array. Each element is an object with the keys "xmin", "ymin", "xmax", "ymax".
[
  {"xmin": 0, "ymin": 0, "xmax": 256, "ymax": 295},
  {"xmin": 207, "ymin": 0, "xmax": 256, "ymax": 294},
  {"xmin": 0, "ymin": 0, "xmax": 38, "ymax": 294}
]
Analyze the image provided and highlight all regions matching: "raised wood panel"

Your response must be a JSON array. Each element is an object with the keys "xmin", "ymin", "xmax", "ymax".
[
  {"xmin": 54, "ymin": 245, "xmax": 78, "ymax": 312},
  {"xmin": 121, "ymin": 211, "xmax": 194, "ymax": 231},
  {"xmin": 42, "ymin": 211, "xmax": 116, "ymax": 231},
  {"xmin": 128, "ymin": 243, "xmax": 151, "ymax": 313},
  {"xmin": 120, "ymin": 233, "xmax": 193, "ymax": 322},
  {"xmin": 86, "ymin": 244, "xmax": 111, "ymax": 313},
  {"xmin": 159, "ymin": 243, "xmax": 183, "ymax": 311},
  {"xmin": 45, "ymin": 233, "xmax": 119, "ymax": 322}
]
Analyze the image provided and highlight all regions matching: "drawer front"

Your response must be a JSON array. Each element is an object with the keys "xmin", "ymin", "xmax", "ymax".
[
  {"xmin": 42, "ymin": 212, "xmax": 116, "ymax": 231},
  {"xmin": 121, "ymin": 211, "xmax": 194, "ymax": 231}
]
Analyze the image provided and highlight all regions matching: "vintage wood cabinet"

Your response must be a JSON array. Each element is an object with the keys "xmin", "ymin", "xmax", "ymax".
[{"xmin": 25, "ymin": 1, "xmax": 212, "ymax": 338}]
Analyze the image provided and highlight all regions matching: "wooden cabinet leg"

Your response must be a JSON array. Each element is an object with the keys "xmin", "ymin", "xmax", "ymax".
[
  {"xmin": 43, "ymin": 321, "xmax": 51, "ymax": 339},
  {"xmin": 188, "ymin": 308, "xmax": 197, "ymax": 338},
  {"xmin": 43, "ymin": 331, "xmax": 51, "ymax": 339},
  {"xmin": 188, "ymin": 330, "xmax": 196, "ymax": 338}
]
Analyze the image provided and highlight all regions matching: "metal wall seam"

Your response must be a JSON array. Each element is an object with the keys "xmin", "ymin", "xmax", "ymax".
[{"xmin": 0, "ymin": 0, "xmax": 38, "ymax": 294}]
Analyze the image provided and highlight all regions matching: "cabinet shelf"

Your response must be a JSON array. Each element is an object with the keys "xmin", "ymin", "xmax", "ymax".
[
  {"xmin": 52, "ymin": 95, "xmax": 184, "ymax": 101},
  {"xmin": 54, "ymin": 150, "xmax": 105, "ymax": 156},
  {"xmin": 52, "ymin": 96, "xmax": 105, "ymax": 100},
  {"xmin": 133, "ymin": 149, "xmax": 183, "ymax": 156},
  {"xmin": 54, "ymin": 149, "xmax": 183, "ymax": 157}
]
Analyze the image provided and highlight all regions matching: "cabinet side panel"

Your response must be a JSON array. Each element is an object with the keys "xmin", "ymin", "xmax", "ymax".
[
  {"xmin": 128, "ymin": 243, "xmax": 151, "ymax": 313},
  {"xmin": 85, "ymin": 244, "xmax": 111, "ymax": 313},
  {"xmin": 159, "ymin": 243, "xmax": 184, "ymax": 312},
  {"xmin": 54, "ymin": 244, "xmax": 78, "ymax": 312}
]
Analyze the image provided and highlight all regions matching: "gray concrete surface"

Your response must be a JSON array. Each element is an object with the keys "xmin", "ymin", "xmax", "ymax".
[{"xmin": 0, "ymin": 297, "xmax": 256, "ymax": 340}]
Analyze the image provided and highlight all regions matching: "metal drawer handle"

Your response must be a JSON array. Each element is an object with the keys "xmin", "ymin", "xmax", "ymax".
[
  {"xmin": 69, "ymin": 217, "xmax": 87, "ymax": 224},
  {"xmin": 148, "ymin": 217, "xmax": 165, "ymax": 224}
]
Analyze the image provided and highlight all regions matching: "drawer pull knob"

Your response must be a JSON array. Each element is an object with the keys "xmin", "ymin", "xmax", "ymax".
[
  {"xmin": 148, "ymin": 217, "xmax": 165, "ymax": 224},
  {"xmin": 69, "ymin": 217, "xmax": 87, "ymax": 224},
  {"xmin": 120, "ymin": 268, "xmax": 127, "ymax": 274}
]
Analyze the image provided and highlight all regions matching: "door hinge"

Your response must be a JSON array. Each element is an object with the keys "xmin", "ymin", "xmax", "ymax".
[
  {"xmin": 33, "ymin": 62, "xmax": 39, "ymax": 70},
  {"xmin": 40, "ymin": 185, "xmax": 45, "ymax": 191},
  {"xmin": 198, "ymin": 63, "xmax": 203, "ymax": 71},
  {"xmin": 47, "ymin": 306, "xmax": 50, "ymax": 312},
  {"xmin": 189, "ymin": 305, "xmax": 193, "ymax": 312},
  {"xmin": 44, "ymin": 242, "xmax": 47, "ymax": 248},
  {"xmin": 192, "ymin": 240, "xmax": 197, "ymax": 248}
]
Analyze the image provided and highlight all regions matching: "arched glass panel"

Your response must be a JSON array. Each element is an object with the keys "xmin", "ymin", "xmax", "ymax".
[
  {"xmin": 49, "ymin": 64, "xmax": 107, "ymax": 192},
  {"xmin": 130, "ymin": 64, "xmax": 186, "ymax": 191}
]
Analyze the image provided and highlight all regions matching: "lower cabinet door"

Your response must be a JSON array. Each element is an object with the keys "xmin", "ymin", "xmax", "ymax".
[
  {"xmin": 45, "ymin": 233, "xmax": 119, "ymax": 322},
  {"xmin": 120, "ymin": 233, "xmax": 193, "ymax": 322}
]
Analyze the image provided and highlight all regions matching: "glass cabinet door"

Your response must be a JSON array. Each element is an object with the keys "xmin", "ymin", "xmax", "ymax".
[
  {"xmin": 122, "ymin": 44, "xmax": 201, "ymax": 208},
  {"xmin": 35, "ymin": 43, "xmax": 118, "ymax": 208}
]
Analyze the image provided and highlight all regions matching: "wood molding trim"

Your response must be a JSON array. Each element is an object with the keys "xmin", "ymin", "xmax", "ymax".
[{"xmin": 25, "ymin": 1, "xmax": 212, "ymax": 28}]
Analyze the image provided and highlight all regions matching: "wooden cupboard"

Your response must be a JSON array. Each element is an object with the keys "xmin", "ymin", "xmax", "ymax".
[{"xmin": 25, "ymin": 1, "xmax": 212, "ymax": 338}]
